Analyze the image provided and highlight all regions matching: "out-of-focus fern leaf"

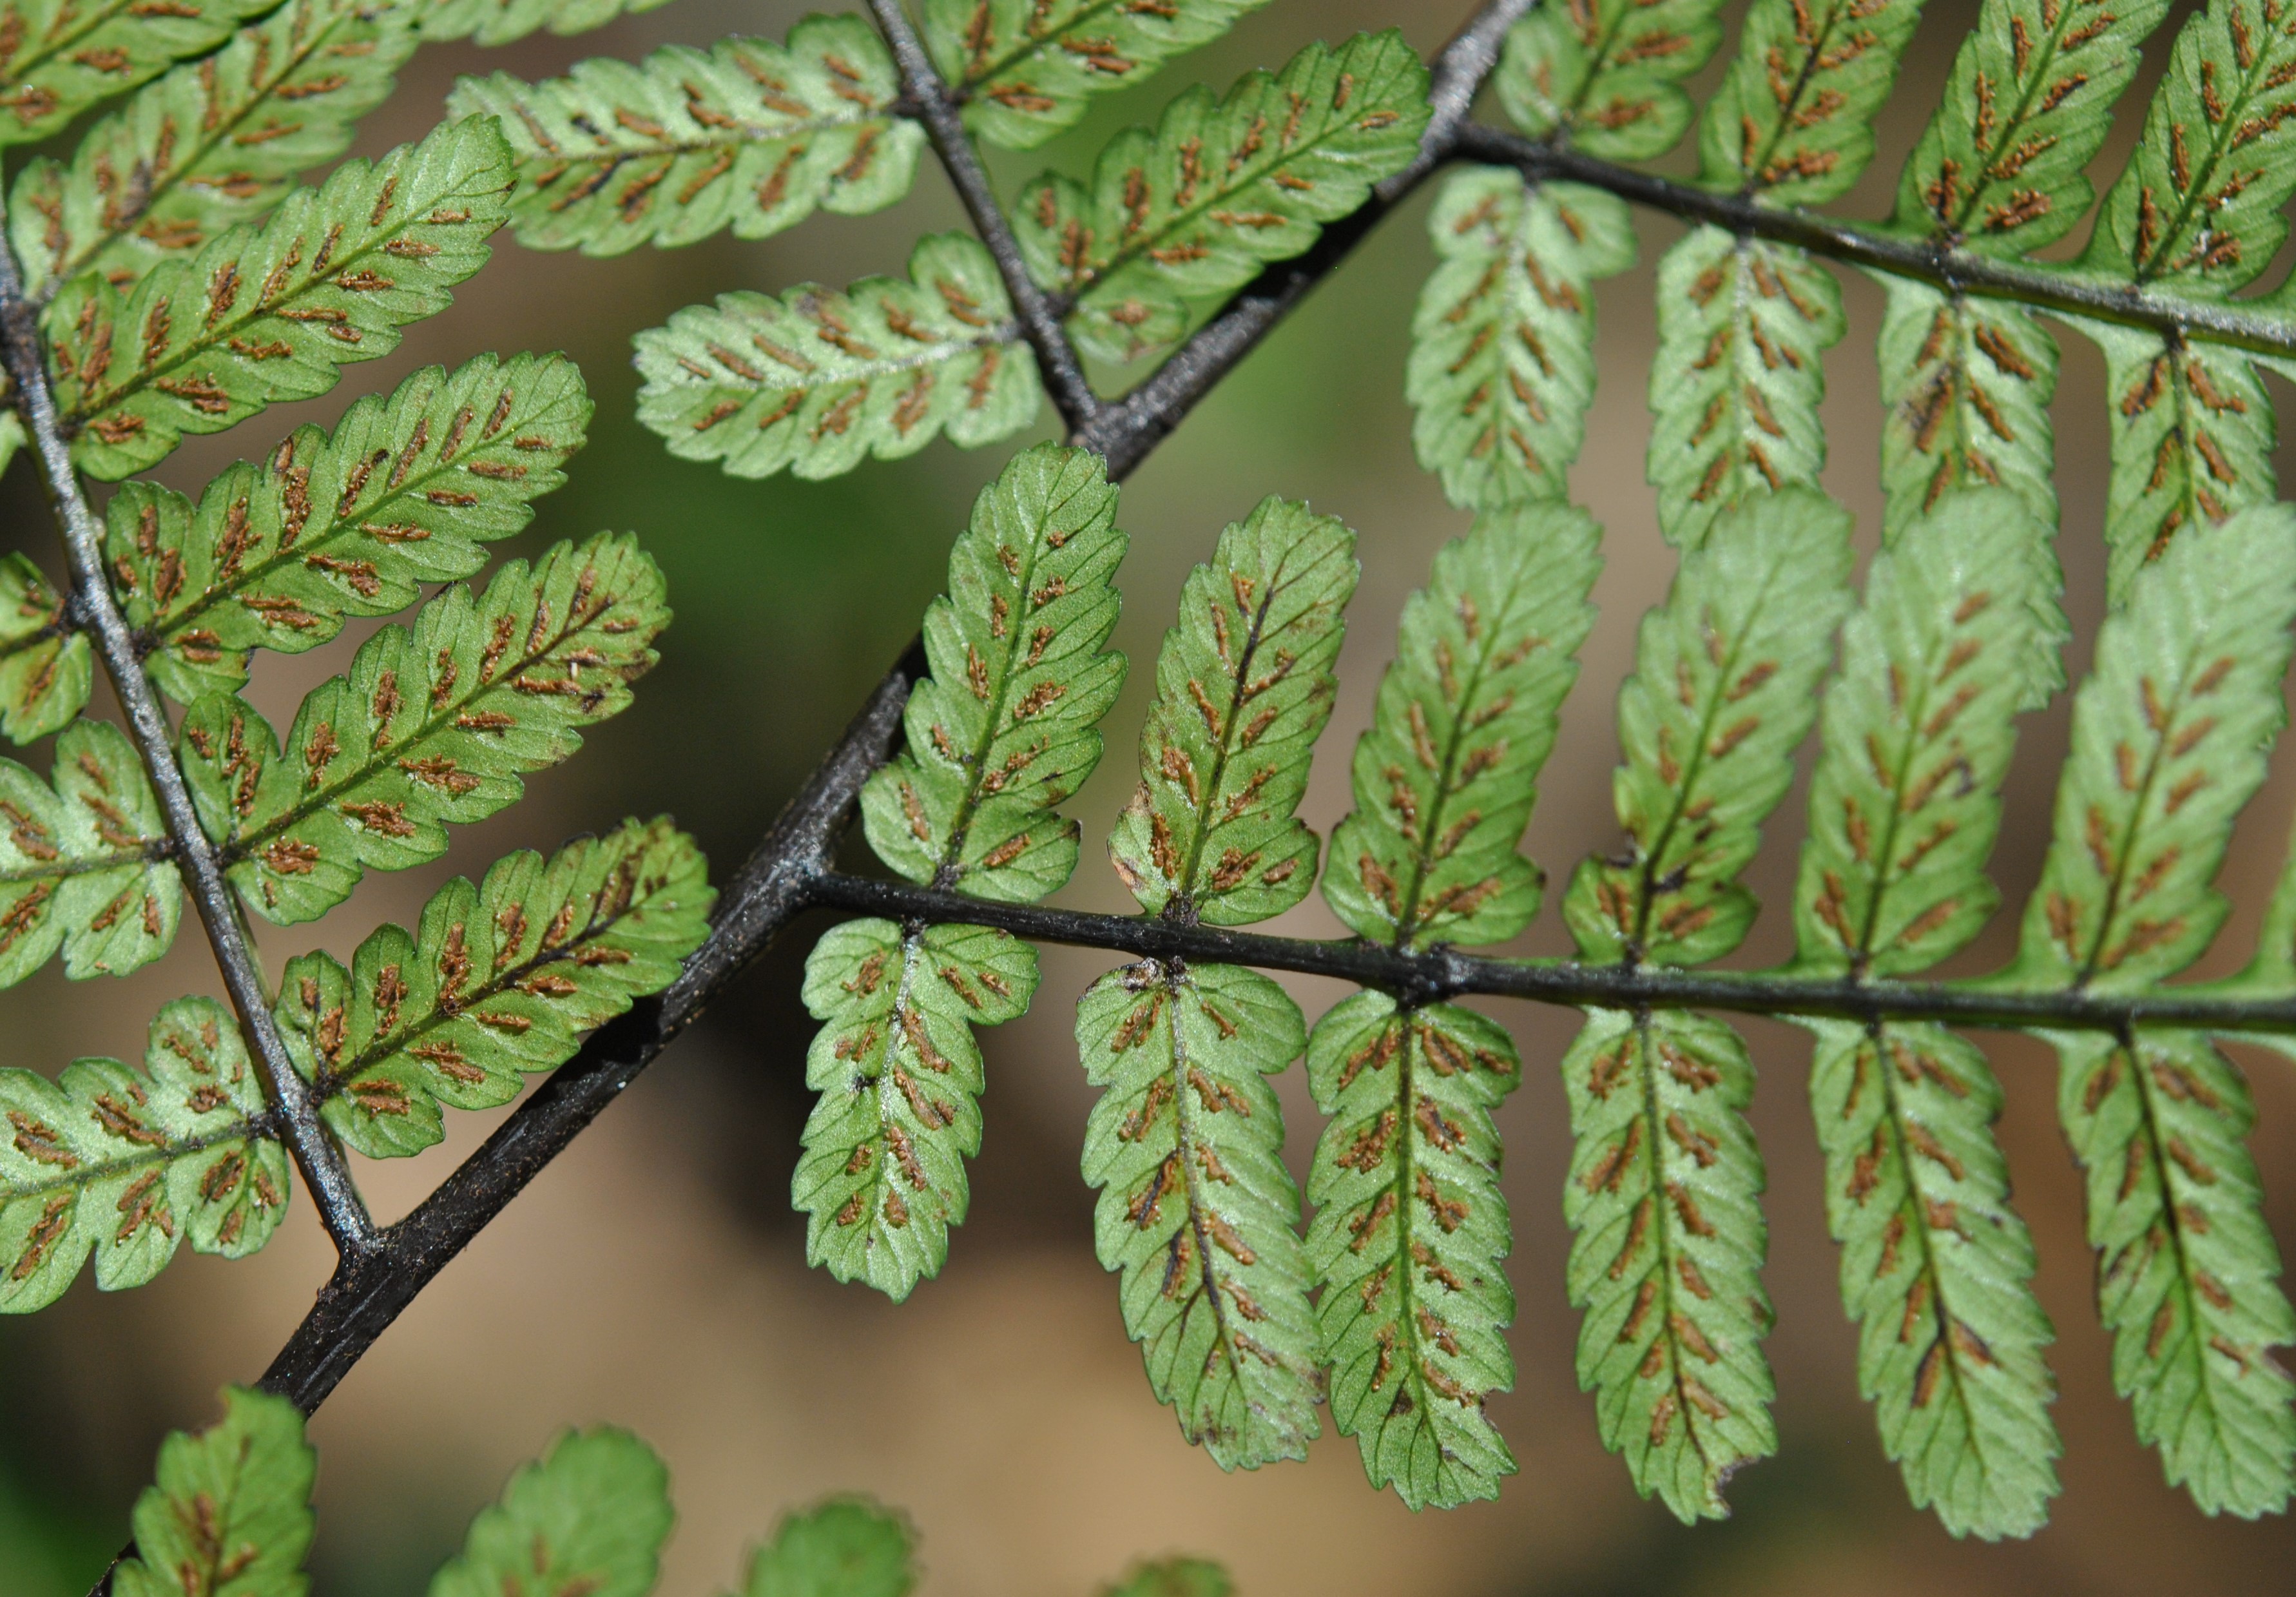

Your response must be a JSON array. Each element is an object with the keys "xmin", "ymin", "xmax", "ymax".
[
  {"xmin": 452, "ymin": 19, "xmax": 920, "ymax": 256},
  {"xmin": 2084, "ymin": 324, "xmax": 2276, "ymax": 608},
  {"xmin": 0, "ymin": 0, "xmax": 274, "ymax": 150},
  {"xmin": 47, "ymin": 115, "xmax": 510, "ymax": 480},
  {"xmin": 8, "ymin": 0, "xmax": 419, "ymax": 300},
  {"xmin": 2016, "ymin": 506, "xmax": 2296, "ymax": 992},
  {"xmin": 0, "ymin": 998, "xmax": 287, "ymax": 1314},
  {"xmin": 2058, "ymin": 1028, "xmax": 2295, "ymax": 1515},
  {"xmin": 1563, "ymin": 487, "xmax": 1854, "ymax": 966},
  {"xmin": 1558, "ymin": 1007, "xmax": 1775, "ymax": 1521},
  {"xmin": 1101, "ymin": 1562, "xmax": 1231, "ymax": 1597},
  {"xmin": 1323, "ymin": 501, "xmax": 1600, "ymax": 950},
  {"xmin": 738, "ymin": 1496, "xmax": 916, "ymax": 1597},
  {"xmin": 635, "ymin": 234, "xmax": 1038, "ymax": 483},
  {"xmin": 1497, "ymin": 0, "xmax": 1728, "ymax": 161},
  {"xmin": 278, "ymin": 820, "xmax": 711, "ymax": 1159},
  {"xmin": 1807, "ymin": 1021, "xmax": 2060, "ymax": 1536},
  {"xmin": 109, "ymin": 353, "xmax": 588, "ymax": 706},
  {"xmin": 179, "ymin": 532, "xmax": 667, "ymax": 926},
  {"xmin": 1016, "ymin": 32, "xmax": 1429, "ymax": 363},
  {"xmin": 1792, "ymin": 493, "xmax": 2061, "ymax": 1536},
  {"xmin": 794, "ymin": 918, "xmax": 1037, "ymax": 1301},
  {"xmin": 423, "ymin": 0, "xmax": 677, "ymax": 47},
  {"xmin": 1106, "ymin": 497, "xmax": 1356, "ymax": 925},
  {"xmin": 2014, "ymin": 507, "xmax": 2296, "ymax": 1513},
  {"xmin": 0, "ymin": 551, "xmax": 90, "ymax": 741},
  {"xmin": 0, "ymin": 717, "xmax": 181, "ymax": 987},
  {"xmin": 1795, "ymin": 490, "xmax": 2050, "ymax": 979},
  {"xmin": 1406, "ymin": 169, "xmax": 1633, "ymax": 512},
  {"xmin": 861, "ymin": 443, "xmax": 1124, "ymax": 900},
  {"xmin": 1076, "ymin": 958, "xmax": 1321, "ymax": 1469},
  {"xmin": 1647, "ymin": 229, "xmax": 1841, "ymax": 550},
  {"xmin": 429, "ymin": 1429, "xmax": 671, "ymax": 1597},
  {"xmin": 1893, "ymin": 0, "xmax": 2169, "ymax": 254},
  {"xmin": 1305, "ymin": 993, "xmax": 1522, "ymax": 1508},
  {"xmin": 1695, "ymin": 0, "xmax": 1927, "ymax": 203},
  {"xmin": 112, "ymin": 1388, "xmax": 312, "ymax": 1597},
  {"xmin": 921, "ymin": 0, "xmax": 1271, "ymax": 151}
]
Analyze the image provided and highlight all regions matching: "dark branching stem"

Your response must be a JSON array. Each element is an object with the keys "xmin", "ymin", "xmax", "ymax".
[
  {"xmin": 1458, "ymin": 124, "xmax": 2296, "ymax": 360},
  {"xmin": 0, "ymin": 242, "xmax": 378, "ymax": 1261},
  {"xmin": 865, "ymin": 0, "xmax": 1103, "ymax": 434}
]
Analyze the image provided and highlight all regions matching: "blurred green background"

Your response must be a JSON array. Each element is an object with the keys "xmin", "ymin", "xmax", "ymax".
[{"xmin": 8, "ymin": 1, "xmax": 2296, "ymax": 1592}]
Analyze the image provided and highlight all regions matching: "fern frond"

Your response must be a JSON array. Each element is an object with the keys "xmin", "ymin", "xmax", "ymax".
[
  {"xmin": 1647, "ymin": 230, "xmax": 1841, "ymax": 550},
  {"xmin": 1305, "ymin": 992, "xmax": 1521, "ymax": 1508},
  {"xmin": 1563, "ymin": 488, "xmax": 1854, "ymax": 965},
  {"xmin": 109, "ymin": 352, "xmax": 589, "ymax": 706},
  {"xmin": 1876, "ymin": 284, "xmax": 2057, "ymax": 537},
  {"xmin": 635, "ymin": 235, "xmax": 1038, "ymax": 483},
  {"xmin": 429, "ymin": 1428, "xmax": 671, "ymax": 1597},
  {"xmin": 1695, "ymin": 0, "xmax": 1926, "ymax": 202},
  {"xmin": 1406, "ymin": 170, "xmax": 1634, "ymax": 512},
  {"xmin": 922, "ymin": 0, "xmax": 1271, "ymax": 150},
  {"xmin": 2087, "ymin": 324, "xmax": 2276, "ymax": 608},
  {"xmin": 111, "ymin": 1388, "xmax": 312, "ymax": 1597},
  {"xmin": 738, "ymin": 1496, "xmax": 918, "ymax": 1597},
  {"xmin": 423, "ymin": 0, "xmax": 675, "ymax": 47},
  {"xmin": 1015, "ymin": 31, "xmax": 1429, "ymax": 364},
  {"xmin": 8, "ymin": 0, "xmax": 418, "ymax": 300},
  {"xmin": 0, "ymin": 997, "xmax": 287, "ymax": 1313},
  {"xmin": 1323, "ymin": 501, "xmax": 1600, "ymax": 950},
  {"xmin": 276, "ymin": 820, "xmax": 711, "ymax": 1160},
  {"xmin": 795, "ymin": 918, "xmax": 1037, "ymax": 1301},
  {"xmin": 452, "ymin": 20, "xmax": 920, "ymax": 257},
  {"xmin": 1497, "ymin": 0, "xmax": 1726, "ymax": 161},
  {"xmin": 1107, "ymin": 496, "xmax": 1356, "ymax": 924},
  {"xmin": 1793, "ymin": 492, "xmax": 2061, "ymax": 1536},
  {"xmin": 1559, "ymin": 1007, "xmax": 1774, "ymax": 1522},
  {"xmin": 1077, "ymin": 958, "xmax": 1322, "ymax": 1469},
  {"xmin": 46, "ymin": 113, "xmax": 511, "ymax": 480},
  {"xmin": 860, "ymin": 443, "xmax": 1125, "ymax": 900},
  {"xmin": 1808, "ymin": 1021, "xmax": 2059, "ymax": 1536},
  {"xmin": 1893, "ymin": 0, "xmax": 2168, "ymax": 253},
  {"xmin": 0, "ymin": 551, "xmax": 90, "ymax": 742},
  {"xmin": 1103, "ymin": 1560, "xmax": 1230, "ymax": 1597},
  {"xmin": 2016, "ymin": 507, "xmax": 2296, "ymax": 1511},
  {"xmin": 0, "ymin": 717, "xmax": 180, "ymax": 988},
  {"xmin": 0, "ymin": 0, "xmax": 273, "ymax": 150},
  {"xmin": 180, "ymin": 532, "xmax": 667, "ymax": 927}
]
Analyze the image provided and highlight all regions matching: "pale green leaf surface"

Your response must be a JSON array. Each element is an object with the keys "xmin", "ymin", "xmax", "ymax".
[
  {"xmin": 861, "ymin": 443, "xmax": 1124, "ymax": 902},
  {"xmin": 109, "ymin": 352, "xmax": 589, "ymax": 706},
  {"xmin": 0, "ymin": 550, "xmax": 90, "ymax": 742},
  {"xmin": 2014, "ymin": 505, "xmax": 2296, "ymax": 991},
  {"xmin": 1107, "ymin": 496, "xmax": 1355, "ymax": 926},
  {"xmin": 1808, "ymin": 1020, "xmax": 2059, "ymax": 1537},
  {"xmin": 278, "ymin": 820, "xmax": 712, "ymax": 1159},
  {"xmin": 1559, "ymin": 1007, "xmax": 1774, "ymax": 1521},
  {"xmin": 180, "ymin": 533, "xmax": 668, "ymax": 926},
  {"xmin": 1878, "ymin": 282, "xmax": 2058, "ymax": 543},
  {"xmin": 1016, "ymin": 31, "xmax": 1429, "ymax": 363},
  {"xmin": 9, "ymin": 0, "xmax": 418, "ymax": 299},
  {"xmin": 635, "ymin": 233, "xmax": 1038, "ymax": 483},
  {"xmin": 923, "ymin": 0, "xmax": 1271, "ymax": 150},
  {"xmin": 1563, "ymin": 487, "xmax": 1853, "ymax": 967},
  {"xmin": 1695, "ymin": 0, "xmax": 1929, "ymax": 202},
  {"xmin": 1497, "ymin": 0, "xmax": 1727, "ymax": 161},
  {"xmin": 48, "ymin": 115, "xmax": 512, "ymax": 479},
  {"xmin": 740, "ymin": 1496, "xmax": 916, "ymax": 1597},
  {"xmin": 1077, "ymin": 958, "xmax": 1320, "ymax": 1470},
  {"xmin": 452, "ymin": 19, "xmax": 920, "ymax": 256},
  {"xmin": 429, "ymin": 1428, "xmax": 671, "ymax": 1597},
  {"xmin": 795, "ymin": 918, "xmax": 1037, "ymax": 1301},
  {"xmin": 0, "ymin": 0, "xmax": 276, "ymax": 149},
  {"xmin": 423, "ymin": 0, "xmax": 677, "ymax": 46},
  {"xmin": 1406, "ymin": 169, "xmax": 1634, "ymax": 512},
  {"xmin": 1306, "ymin": 992, "xmax": 1522, "ymax": 1508},
  {"xmin": 113, "ymin": 1388, "xmax": 312, "ymax": 1597},
  {"xmin": 0, "ymin": 998, "xmax": 286, "ymax": 1313},
  {"xmin": 1648, "ymin": 229, "xmax": 1842, "ymax": 550},
  {"xmin": 1324, "ymin": 501, "xmax": 1600, "ymax": 950}
]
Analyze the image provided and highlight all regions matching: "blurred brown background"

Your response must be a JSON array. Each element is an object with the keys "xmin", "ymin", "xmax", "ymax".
[{"xmin": 8, "ymin": 0, "xmax": 2296, "ymax": 1591}]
